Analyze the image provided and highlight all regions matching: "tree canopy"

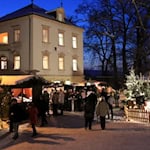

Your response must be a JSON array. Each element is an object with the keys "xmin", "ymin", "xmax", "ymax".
[{"xmin": 74, "ymin": 0, "xmax": 150, "ymax": 88}]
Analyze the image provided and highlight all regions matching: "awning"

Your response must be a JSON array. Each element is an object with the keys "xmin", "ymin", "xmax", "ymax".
[{"xmin": 0, "ymin": 75, "xmax": 50, "ymax": 86}]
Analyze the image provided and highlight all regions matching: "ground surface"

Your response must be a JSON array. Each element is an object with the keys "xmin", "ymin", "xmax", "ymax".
[{"xmin": 0, "ymin": 110, "xmax": 150, "ymax": 150}]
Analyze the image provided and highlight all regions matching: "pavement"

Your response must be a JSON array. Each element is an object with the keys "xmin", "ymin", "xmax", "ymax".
[
  {"xmin": 0, "ymin": 109, "xmax": 150, "ymax": 150},
  {"xmin": 0, "ymin": 108, "xmax": 132, "ymax": 139},
  {"xmin": 0, "ymin": 108, "xmax": 124, "ymax": 139}
]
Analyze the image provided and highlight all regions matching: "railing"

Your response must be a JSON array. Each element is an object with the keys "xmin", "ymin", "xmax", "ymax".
[{"xmin": 125, "ymin": 107, "xmax": 150, "ymax": 123}]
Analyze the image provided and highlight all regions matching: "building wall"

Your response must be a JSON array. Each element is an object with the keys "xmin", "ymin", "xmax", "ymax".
[
  {"xmin": 0, "ymin": 13, "xmax": 84, "ymax": 83},
  {"xmin": 0, "ymin": 16, "xmax": 31, "ymax": 73}
]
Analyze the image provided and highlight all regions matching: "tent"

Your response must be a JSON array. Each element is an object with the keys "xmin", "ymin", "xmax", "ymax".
[
  {"xmin": 0, "ymin": 75, "xmax": 50, "ymax": 102},
  {"xmin": 0, "ymin": 75, "xmax": 49, "ymax": 87}
]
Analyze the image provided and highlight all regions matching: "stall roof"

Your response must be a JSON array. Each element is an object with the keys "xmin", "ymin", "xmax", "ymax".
[{"xmin": 0, "ymin": 75, "xmax": 49, "ymax": 86}]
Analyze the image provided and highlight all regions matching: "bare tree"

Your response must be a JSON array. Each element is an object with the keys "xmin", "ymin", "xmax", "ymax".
[
  {"xmin": 74, "ymin": 0, "xmax": 150, "ymax": 88},
  {"xmin": 132, "ymin": 0, "xmax": 150, "ymax": 74}
]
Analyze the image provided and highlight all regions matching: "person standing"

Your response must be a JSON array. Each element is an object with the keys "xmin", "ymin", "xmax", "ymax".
[
  {"xmin": 9, "ymin": 98, "xmax": 22, "ymax": 140},
  {"xmin": 42, "ymin": 90, "xmax": 50, "ymax": 116},
  {"xmin": 49, "ymin": 89, "xmax": 55, "ymax": 114},
  {"xmin": 58, "ymin": 89, "xmax": 65, "ymax": 115},
  {"xmin": 96, "ymin": 96, "xmax": 109, "ymax": 130},
  {"xmin": 52, "ymin": 90, "xmax": 59, "ymax": 116},
  {"xmin": 28, "ymin": 102, "xmax": 38, "ymax": 137},
  {"xmin": 107, "ymin": 93, "xmax": 115, "ymax": 120},
  {"xmin": 84, "ymin": 93, "xmax": 96, "ymax": 130},
  {"xmin": 37, "ymin": 95, "xmax": 48, "ymax": 127},
  {"xmin": 8, "ymin": 99, "xmax": 14, "ymax": 132},
  {"xmin": 87, "ymin": 88, "xmax": 97, "ymax": 115}
]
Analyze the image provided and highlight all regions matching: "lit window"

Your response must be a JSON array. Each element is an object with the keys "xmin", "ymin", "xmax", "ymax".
[
  {"xmin": 58, "ymin": 32, "xmax": 64, "ymax": 46},
  {"xmin": 0, "ymin": 32, "xmax": 8, "ymax": 44},
  {"xmin": 0, "ymin": 56, "xmax": 7, "ymax": 70},
  {"xmin": 59, "ymin": 57, "xmax": 64, "ymax": 70},
  {"xmin": 42, "ymin": 27, "xmax": 49, "ymax": 43},
  {"xmin": 72, "ymin": 59, "xmax": 78, "ymax": 71},
  {"xmin": 72, "ymin": 36, "xmax": 77, "ymax": 48},
  {"xmin": 14, "ymin": 56, "xmax": 20, "ymax": 70},
  {"xmin": 43, "ymin": 55, "xmax": 49, "ymax": 69},
  {"xmin": 14, "ymin": 29, "xmax": 20, "ymax": 42}
]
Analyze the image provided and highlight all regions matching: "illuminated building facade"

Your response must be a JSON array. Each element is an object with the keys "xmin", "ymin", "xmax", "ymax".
[{"xmin": 0, "ymin": 4, "xmax": 84, "ymax": 83}]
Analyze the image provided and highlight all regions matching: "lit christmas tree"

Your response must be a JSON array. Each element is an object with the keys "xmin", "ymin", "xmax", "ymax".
[{"xmin": 124, "ymin": 68, "xmax": 145, "ymax": 101}]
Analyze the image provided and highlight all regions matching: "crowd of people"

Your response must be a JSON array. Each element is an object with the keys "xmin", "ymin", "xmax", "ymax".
[{"xmin": 8, "ymin": 86, "xmax": 116, "ymax": 140}]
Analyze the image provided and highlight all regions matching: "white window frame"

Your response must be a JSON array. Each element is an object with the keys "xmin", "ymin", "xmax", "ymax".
[
  {"xmin": 0, "ymin": 56, "xmax": 7, "ymax": 70},
  {"xmin": 72, "ymin": 58, "xmax": 78, "ymax": 71},
  {"xmin": 14, "ymin": 29, "xmax": 20, "ymax": 42},
  {"xmin": 42, "ymin": 27, "xmax": 49, "ymax": 43},
  {"xmin": 72, "ymin": 36, "xmax": 77, "ymax": 48},
  {"xmin": 58, "ymin": 57, "xmax": 64, "ymax": 70},
  {"xmin": 14, "ymin": 56, "xmax": 20, "ymax": 70},
  {"xmin": 58, "ymin": 32, "xmax": 64, "ymax": 46},
  {"xmin": 42, "ymin": 55, "xmax": 49, "ymax": 69}
]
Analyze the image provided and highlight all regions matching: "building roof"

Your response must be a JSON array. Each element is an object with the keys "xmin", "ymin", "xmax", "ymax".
[
  {"xmin": 0, "ymin": 4, "xmax": 75, "ymax": 25},
  {"xmin": 0, "ymin": 75, "xmax": 50, "ymax": 86}
]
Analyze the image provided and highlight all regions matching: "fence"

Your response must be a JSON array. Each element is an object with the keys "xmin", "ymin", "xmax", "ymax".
[{"xmin": 126, "ymin": 108, "xmax": 150, "ymax": 123}]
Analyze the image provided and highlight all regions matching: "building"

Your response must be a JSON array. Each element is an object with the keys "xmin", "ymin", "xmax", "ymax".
[{"xmin": 0, "ymin": 3, "xmax": 84, "ymax": 84}]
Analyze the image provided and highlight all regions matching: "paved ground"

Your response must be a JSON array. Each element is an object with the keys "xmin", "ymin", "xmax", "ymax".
[{"xmin": 0, "ymin": 110, "xmax": 150, "ymax": 150}]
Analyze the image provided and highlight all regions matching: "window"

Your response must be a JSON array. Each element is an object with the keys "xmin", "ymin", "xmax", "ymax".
[
  {"xmin": 0, "ymin": 56, "xmax": 7, "ymax": 70},
  {"xmin": 58, "ymin": 57, "xmax": 64, "ymax": 70},
  {"xmin": 0, "ymin": 32, "xmax": 8, "ymax": 44},
  {"xmin": 14, "ymin": 29, "xmax": 20, "ymax": 42},
  {"xmin": 43, "ymin": 55, "xmax": 49, "ymax": 69},
  {"xmin": 72, "ymin": 36, "xmax": 77, "ymax": 48},
  {"xmin": 42, "ymin": 27, "xmax": 49, "ymax": 43},
  {"xmin": 14, "ymin": 56, "xmax": 20, "ymax": 70},
  {"xmin": 58, "ymin": 13, "xmax": 63, "ymax": 22},
  {"xmin": 58, "ymin": 32, "xmax": 64, "ymax": 46},
  {"xmin": 72, "ymin": 59, "xmax": 78, "ymax": 71}
]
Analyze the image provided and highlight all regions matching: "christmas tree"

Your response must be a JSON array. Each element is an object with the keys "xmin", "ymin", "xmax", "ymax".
[{"xmin": 124, "ymin": 68, "xmax": 146, "ymax": 101}]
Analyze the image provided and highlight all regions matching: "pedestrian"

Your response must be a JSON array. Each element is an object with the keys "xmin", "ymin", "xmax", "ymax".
[
  {"xmin": 49, "ymin": 89, "xmax": 55, "ymax": 114},
  {"xmin": 52, "ymin": 90, "xmax": 59, "ymax": 116},
  {"xmin": 75, "ymin": 90, "xmax": 82, "ymax": 111},
  {"xmin": 58, "ymin": 89, "xmax": 65, "ymax": 115},
  {"xmin": 27, "ymin": 102, "xmax": 38, "ymax": 137},
  {"xmin": 8, "ymin": 99, "xmax": 14, "ymax": 132},
  {"xmin": 101, "ymin": 88, "xmax": 111, "ymax": 120},
  {"xmin": 37, "ymin": 95, "xmax": 48, "ymax": 127},
  {"xmin": 9, "ymin": 98, "xmax": 22, "ymax": 140},
  {"xmin": 84, "ymin": 93, "xmax": 96, "ymax": 130},
  {"xmin": 42, "ymin": 90, "xmax": 50, "ymax": 116},
  {"xmin": 107, "ymin": 93, "xmax": 115, "ymax": 120},
  {"xmin": 96, "ymin": 96, "xmax": 109, "ymax": 130},
  {"xmin": 87, "ymin": 88, "xmax": 97, "ymax": 114}
]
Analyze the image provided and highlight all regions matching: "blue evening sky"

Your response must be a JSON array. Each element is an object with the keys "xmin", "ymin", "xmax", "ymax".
[{"xmin": 0, "ymin": 0, "xmax": 82, "ymax": 17}]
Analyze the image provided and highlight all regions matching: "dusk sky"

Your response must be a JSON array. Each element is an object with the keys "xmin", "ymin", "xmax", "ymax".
[{"xmin": 0, "ymin": 0, "xmax": 82, "ymax": 18}]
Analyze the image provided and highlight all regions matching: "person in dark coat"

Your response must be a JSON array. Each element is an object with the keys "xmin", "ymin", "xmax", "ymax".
[
  {"xmin": 9, "ymin": 98, "xmax": 23, "ymax": 140},
  {"xmin": 8, "ymin": 99, "xmax": 14, "ymax": 132},
  {"xmin": 84, "ymin": 90, "xmax": 97, "ymax": 130},
  {"xmin": 86, "ymin": 89, "xmax": 97, "ymax": 119},
  {"xmin": 52, "ymin": 90, "xmax": 59, "ymax": 116},
  {"xmin": 37, "ymin": 95, "xmax": 48, "ymax": 127},
  {"xmin": 42, "ymin": 90, "xmax": 50, "ymax": 116}
]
